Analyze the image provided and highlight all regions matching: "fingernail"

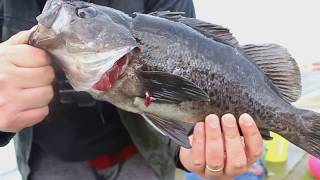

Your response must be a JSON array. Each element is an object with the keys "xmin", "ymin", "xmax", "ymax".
[
  {"xmin": 222, "ymin": 114, "xmax": 236, "ymax": 127},
  {"xmin": 240, "ymin": 113, "xmax": 254, "ymax": 126},
  {"xmin": 195, "ymin": 122, "xmax": 204, "ymax": 133},
  {"xmin": 194, "ymin": 123, "xmax": 204, "ymax": 144},
  {"xmin": 206, "ymin": 115, "xmax": 220, "ymax": 129}
]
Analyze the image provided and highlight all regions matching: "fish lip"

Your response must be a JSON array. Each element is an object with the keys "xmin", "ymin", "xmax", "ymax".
[
  {"xmin": 42, "ymin": 0, "xmax": 63, "ymax": 13},
  {"xmin": 37, "ymin": 0, "xmax": 63, "ymax": 28},
  {"xmin": 29, "ymin": 24, "xmax": 60, "ymax": 48}
]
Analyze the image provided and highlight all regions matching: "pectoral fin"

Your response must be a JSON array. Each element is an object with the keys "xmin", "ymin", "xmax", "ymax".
[
  {"xmin": 142, "ymin": 113, "xmax": 191, "ymax": 148},
  {"xmin": 136, "ymin": 70, "xmax": 210, "ymax": 104}
]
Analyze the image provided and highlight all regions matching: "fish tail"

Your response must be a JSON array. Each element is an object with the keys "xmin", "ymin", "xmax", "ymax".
[{"xmin": 289, "ymin": 109, "xmax": 320, "ymax": 158}]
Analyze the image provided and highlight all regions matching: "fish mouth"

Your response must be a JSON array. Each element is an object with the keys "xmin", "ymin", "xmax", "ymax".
[{"xmin": 93, "ymin": 48, "xmax": 137, "ymax": 91}]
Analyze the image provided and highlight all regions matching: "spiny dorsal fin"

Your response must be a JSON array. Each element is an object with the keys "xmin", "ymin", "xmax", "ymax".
[
  {"xmin": 148, "ymin": 11, "xmax": 239, "ymax": 47},
  {"xmin": 242, "ymin": 44, "xmax": 302, "ymax": 102}
]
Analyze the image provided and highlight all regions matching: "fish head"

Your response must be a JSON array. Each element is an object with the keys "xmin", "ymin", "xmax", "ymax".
[{"xmin": 29, "ymin": 0, "xmax": 138, "ymax": 92}]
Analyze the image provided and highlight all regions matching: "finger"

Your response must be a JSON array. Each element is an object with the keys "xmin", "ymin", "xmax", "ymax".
[
  {"xmin": 15, "ymin": 106, "xmax": 49, "ymax": 129},
  {"xmin": 222, "ymin": 114, "xmax": 247, "ymax": 177},
  {"xmin": 12, "ymin": 66, "xmax": 55, "ymax": 88},
  {"xmin": 239, "ymin": 113, "xmax": 263, "ymax": 166},
  {"xmin": 190, "ymin": 122, "xmax": 206, "ymax": 174},
  {"xmin": 2, "ymin": 44, "xmax": 51, "ymax": 68},
  {"xmin": 3, "ymin": 106, "xmax": 49, "ymax": 133},
  {"xmin": 2, "ymin": 26, "xmax": 37, "ymax": 45},
  {"xmin": 204, "ymin": 114, "xmax": 224, "ymax": 178},
  {"xmin": 15, "ymin": 86, "xmax": 54, "ymax": 110}
]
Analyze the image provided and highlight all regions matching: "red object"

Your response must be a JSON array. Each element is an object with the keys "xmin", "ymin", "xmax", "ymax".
[
  {"xmin": 312, "ymin": 61, "xmax": 320, "ymax": 70},
  {"xmin": 312, "ymin": 61, "xmax": 320, "ymax": 66},
  {"xmin": 87, "ymin": 144, "xmax": 138, "ymax": 170},
  {"xmin": 308, "ymin": 155, "xmax": 320, "ymax": 179},
  {"xmin": 144, "ymin": 91, "xmax": 156, "ymax": 107},
  {"xmin": 93, "ymin": 54, "xmax": 128, "ymax": 91}
]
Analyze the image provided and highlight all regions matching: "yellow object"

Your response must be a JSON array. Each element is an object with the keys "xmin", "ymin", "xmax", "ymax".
[{"xmin": 264, "ymin": 132, "xmax": 289, "ymax": 162}]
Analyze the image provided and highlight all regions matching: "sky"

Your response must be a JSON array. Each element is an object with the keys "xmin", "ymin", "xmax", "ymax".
[{"xmin": 193, "ymin": 0, "xmax": 320, "ymax": 67}]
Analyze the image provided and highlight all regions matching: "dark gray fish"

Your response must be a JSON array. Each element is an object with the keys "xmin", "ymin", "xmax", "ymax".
[{"xmin": 29, "ymin": 0, "xmax": 320, "ymax": 158}]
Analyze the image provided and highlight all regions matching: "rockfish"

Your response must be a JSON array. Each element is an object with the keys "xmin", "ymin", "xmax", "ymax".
[{"xmin": 29, "ymin": 0, "xmax": 320, "ymax": 158}]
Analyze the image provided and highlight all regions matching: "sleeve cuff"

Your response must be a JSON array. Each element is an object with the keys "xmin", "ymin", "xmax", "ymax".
[
  {"xmin": 175, "ymin": 150, "xmax": 190, "ymax": 172},
  {"xmin": 0, "ymin": 132, "xmax": 15, "ymax": 147}
]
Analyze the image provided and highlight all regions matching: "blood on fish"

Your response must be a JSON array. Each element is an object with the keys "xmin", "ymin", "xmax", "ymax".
[
  {"xmin": 93, "ymin": 54, "xmax": 128, "ymax": 91},
  {"xmin": 144, "ymin": 91, "xmax": 156, "ymax": 107},
  {"xmin": 94, "ymin": 72, "xmax": 111, "ymax": 91},
  {"xmin": 116, "ymin": 55, "xmax": 127, "ymax": 66}
]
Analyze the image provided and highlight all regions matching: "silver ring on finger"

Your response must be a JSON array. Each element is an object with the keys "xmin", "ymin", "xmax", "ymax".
[{"xmin": 206, "ymin": 165, "xmax": 224, "ymax": 173}]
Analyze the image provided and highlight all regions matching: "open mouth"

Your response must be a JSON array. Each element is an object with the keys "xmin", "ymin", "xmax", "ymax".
[{"xmin": 93, "ymin": 50, "xmax": 135, "ymax": 91}]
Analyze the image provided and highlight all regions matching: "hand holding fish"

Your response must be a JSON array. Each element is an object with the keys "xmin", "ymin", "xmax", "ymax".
[
  {"xmin": 0, "ymin": 30, "xmax": 54, "ymax": 133},
  {"xmin": 179, "ymin": 114, "xmax": 263, "ymax": 180}
]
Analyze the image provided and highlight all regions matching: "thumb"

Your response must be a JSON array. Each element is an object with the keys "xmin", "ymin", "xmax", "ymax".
[{"xmin": 2, "ymin": 26, "xmax": 38, "ymax": 45}]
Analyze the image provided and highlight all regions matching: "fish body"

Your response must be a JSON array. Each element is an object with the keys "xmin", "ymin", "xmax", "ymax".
[{"xmin": 30, "ymin": 0, "xmax": 320, "ymax": 158}]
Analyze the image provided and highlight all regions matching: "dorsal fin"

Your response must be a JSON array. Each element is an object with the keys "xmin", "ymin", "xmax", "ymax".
[
  {"xmin": 148, "ymin": 11, "xmax": 239, "ymax": 47},
  {"xmin": 241, "ymin": 44, "xmax": 302, "ymax": 102}
]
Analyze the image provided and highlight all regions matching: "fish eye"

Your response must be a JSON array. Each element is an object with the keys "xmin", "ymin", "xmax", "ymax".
[{"xmin": 76, "ymin": 6, "xmax": 97, "ymax": 18}]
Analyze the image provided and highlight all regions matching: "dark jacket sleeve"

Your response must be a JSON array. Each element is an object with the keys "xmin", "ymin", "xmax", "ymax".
[
  {"xmin": 0, "ymin": 1, "xmax": 3, "ymax": 41},
  {"xmin": 0, "ymin": 132, "xmax": 15, "ymax": 147},
  {"xmin": 144, "ymin": 0, "xmax": 196, "ymax": 18}
]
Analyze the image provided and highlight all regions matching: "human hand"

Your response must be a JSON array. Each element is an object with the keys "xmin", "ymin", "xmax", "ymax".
[
  {"xmin": 0, "ymin": 28, "xmax": 54, "ymax": 133},
  {"xmin": 179, "ymin": 113, "xmax": 263, "ymax": 180}
]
